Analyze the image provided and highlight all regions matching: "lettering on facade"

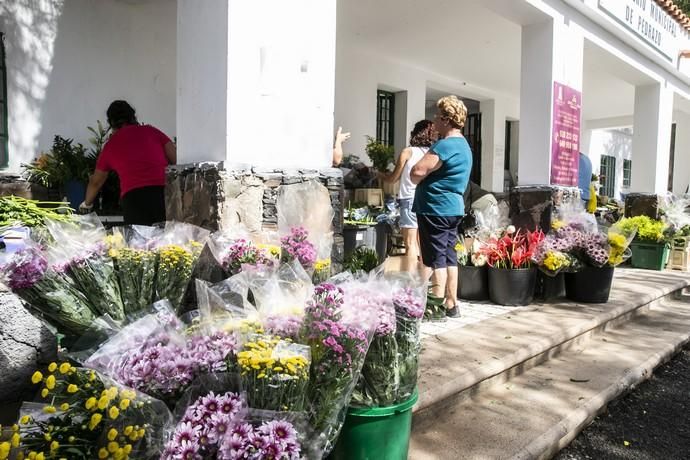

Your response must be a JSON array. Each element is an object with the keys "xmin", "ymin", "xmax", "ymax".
[{"xmin": 599, "ymin": 0, "xmax": 679, "ymax": 60}]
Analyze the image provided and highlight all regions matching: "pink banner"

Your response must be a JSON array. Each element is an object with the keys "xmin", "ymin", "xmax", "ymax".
[{"xmin": 550, "ymin": 82, "xmax": 581, "ymax": 187}]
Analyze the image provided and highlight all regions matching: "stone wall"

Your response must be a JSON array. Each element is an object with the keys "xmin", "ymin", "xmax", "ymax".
[
  {"xmin": 165, "ymin": 163, "xmax": 345, "ymax": 272},
  {"xmin": 0, "ymin": 290, "xmax": 57, "ymax": 422}
]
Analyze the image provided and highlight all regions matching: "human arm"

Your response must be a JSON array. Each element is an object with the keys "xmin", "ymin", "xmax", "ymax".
[
  {"xmin": 410, "ymin": 151, "xmax": 442, "ymax": 184},
  {"xmin": 164, "ymin": 141, "xmax": 177, "ymax": 165},
  {"xmin": 379, "ymin": 148, "xmax": 411, "ymax": 183},
  {"xmin": 80, "ymin": 169, "xmax": 109, "ymax": 211},
  {"xmin": 332, "ymin": 126, "xmax": 351, "ymax": 167}
]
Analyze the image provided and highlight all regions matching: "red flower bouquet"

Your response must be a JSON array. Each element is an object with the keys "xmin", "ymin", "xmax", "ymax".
[{"xmin": 481, "ymin": 226, "xmax": 545, "ymax": 269}]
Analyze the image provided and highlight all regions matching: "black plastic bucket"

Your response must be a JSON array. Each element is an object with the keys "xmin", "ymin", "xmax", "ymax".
[
  {"xmin": 488, "ymin": 267, "xmax": 537, "ymax": 306},
  {"xmin": 458, "ymin": 265, "xmax": 489, "ymax": 301},
  {"xmin": 537, "ymin": 272, "xmax": 566, "ymax": 302},
  {"xmin": 565, "ymin": 266, "xmax": 614, "ymax": 303}
]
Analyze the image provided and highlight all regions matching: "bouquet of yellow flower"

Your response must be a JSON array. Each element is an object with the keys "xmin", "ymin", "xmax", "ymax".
[
  {"xmin": 153, "ymin": 222, "xmax": 210, "ymax": 311},
  {"xmin": 107, "ymin": 227, "xmax": 162, "ymax": 316},
  {"xmin": 236, "ymin": 335, "xmax": 311, "ymax": 412},
  {"xmin": 7, "ymin": 363, "xmax": 172, "ymax": 460}
]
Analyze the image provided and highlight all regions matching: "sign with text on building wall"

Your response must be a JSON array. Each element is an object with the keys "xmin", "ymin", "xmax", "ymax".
[
  {"xmin": 598, "ymin": 0, "xmax": 679, "ymax": 61},
  {"xmin": 550, "ymin": 82, "xmax": 581, "ymax": 187}
]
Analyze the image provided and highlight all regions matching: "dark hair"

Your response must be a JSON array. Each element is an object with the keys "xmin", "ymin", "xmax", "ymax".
[
  {"xmin": 106, "ymin": 100, "xmax": 138, "ymax": 129},
  {"xmin": 409, "ymin": 120, "xmax": 437, "ymax": 147}
]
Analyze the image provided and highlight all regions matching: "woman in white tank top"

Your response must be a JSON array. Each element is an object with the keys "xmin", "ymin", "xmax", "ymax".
[{"xmin": 380, "ymin": 120, "xmax": 438, "ymax": 271}]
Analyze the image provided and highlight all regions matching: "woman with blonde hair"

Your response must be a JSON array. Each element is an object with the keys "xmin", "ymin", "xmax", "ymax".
[
  {"xmin": 380, "ymin": 120, "xmax": 438, "ymax": 271},
  {"xmin": 411, "ymin": 96, "xmax": 473, "ymax": 317}
]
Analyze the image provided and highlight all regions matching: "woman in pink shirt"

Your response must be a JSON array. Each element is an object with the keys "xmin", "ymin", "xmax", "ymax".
[{"xmin": 80, "ymin": 100, "xmax": 176, "ymax": 225}]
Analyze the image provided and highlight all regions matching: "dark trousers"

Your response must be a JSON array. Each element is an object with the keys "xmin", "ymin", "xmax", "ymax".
[{"xmin": 121, "ymin": 186, "xmax": 166, "ymax": 226}]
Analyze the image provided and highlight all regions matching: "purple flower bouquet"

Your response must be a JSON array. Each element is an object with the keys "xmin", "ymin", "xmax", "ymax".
[
  {"xmin": 299, "ymin": 283, "xmax": 374, "ymax": 455},
  {"xmin": 280, "ymin": 227, "xmax": 317, "ymax": 273},
  {"xmin": 223, "ymin": 239, "xmax": 278, "ymax": 276},
  {"xmin": 1, "ymin": 246, "xmax": 97, "ymax": 341}
]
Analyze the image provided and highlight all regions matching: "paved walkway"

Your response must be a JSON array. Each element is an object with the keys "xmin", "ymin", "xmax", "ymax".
[{"xmin": 421, "ymin": 302, "xmax": 524, "ymax": 337}]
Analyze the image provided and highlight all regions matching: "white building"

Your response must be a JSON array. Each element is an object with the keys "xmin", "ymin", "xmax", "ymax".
[{"xmin": 2, "ymin": 0, "xmax": 690, "ymax": 200}]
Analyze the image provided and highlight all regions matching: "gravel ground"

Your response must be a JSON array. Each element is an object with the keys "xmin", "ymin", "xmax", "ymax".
[{"xmin": 555, "ymin": 345, "xmax": 690, "ymax": 460}]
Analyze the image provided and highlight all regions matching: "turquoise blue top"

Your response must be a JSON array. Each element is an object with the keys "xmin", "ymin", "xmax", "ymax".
[{"xmin": 413, "ymin": 136, "xmax": 472, "ymax": 217}]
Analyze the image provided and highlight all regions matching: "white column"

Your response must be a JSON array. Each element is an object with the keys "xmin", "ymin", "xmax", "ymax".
[
  {"xmin": 176, "ymin": 0, "xmax": 337, "ymax": 168},
  {"xmin": 517, "ymin": 19, "xmax": 583, "ymax": 185},
  {"xmin": 480, "ymin": 99, "xmax": 507, "ymax": 192},
  {"xmin": 672, "ymin": 110, "xmax": 690, "ymax": 195},
  {"xmin": 631, "ymin": 83, "xmax": 673, "ymax": 194},
  {"xmin": 176, "ymin": 0, "xmax": 229, "ymax": 163}
]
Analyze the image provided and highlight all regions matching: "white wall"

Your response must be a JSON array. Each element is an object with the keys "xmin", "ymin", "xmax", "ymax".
[
  {"xmin": 0, "ymin": 0, "xmax": 176, "ymax": 173},
  {"xmin": 672, "ymin": 110, "xmax": 690, "ymax": 195},
  {"xmin": 583, "ymin": 128, "xmax": 632, "ymax": 200}
]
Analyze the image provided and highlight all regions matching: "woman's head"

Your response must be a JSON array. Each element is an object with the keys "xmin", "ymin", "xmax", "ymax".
[
  {"xmin": 106, "ymin": 100, "xmax": 138, "ymax": 130},
  {"xmin": 434, "ymin": 95, "xmax": 467, "ymax": 135},
  {"xmin": 409, "ymin": 120, "xmax": 437, "ymax": 147}
]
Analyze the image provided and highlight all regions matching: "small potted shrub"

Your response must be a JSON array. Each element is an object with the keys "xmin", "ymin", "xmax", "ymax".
[
  {"xmin": 456, "ymin": 239, "xmax": 489, "ymax": 301},
  {"xmin": 619, "ymin": 216, "xmax": 669, "ymax": 270},
  {"xmin": 480, "ymin": 226, "xmax": 544, "ymax": 306}
]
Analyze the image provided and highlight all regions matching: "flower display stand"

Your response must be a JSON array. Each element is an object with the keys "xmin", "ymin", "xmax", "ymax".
[
  {"xmin": 564, "ymin": 266, "xmax": 614, "ymax": 303},
  {"xmin": 488, "ymin": 267, "xmax": 537, "ymax": 306},
  {"xmin": 331, "ymin": 390, "xmax": 418, "ymax": 460},
  {"xmin": 458, "ymin": 265, "xmax": 489, "ymax": 301},
  {"xmin": 630, "ymin": 241, "xmax": 670, "ymax": 270}
]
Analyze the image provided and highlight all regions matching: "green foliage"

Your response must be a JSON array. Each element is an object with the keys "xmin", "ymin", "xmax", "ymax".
[
  {"xmin": 22, "ymin": 136, "xmax": 96, "ymax": 189},
  {"xmin": 344, "ymin": 246, "xmax": 380, "ymax": 273},
  {"xmin": 0, "ymin": 195, "xmax": 73, "ymax": 228},
  {"xmin": 676, "ymin": 0, "xmax": 690, "ymax": 15},
  {"xmin": 424, "ymin": 291, "xmax": 446, "ymax": 322},
  {"xmin": 619, "ymin": 215, "xmax": 667, "ymax": 242},
  {"xmin": 365, "ymin": 136, "xmax": 395, "ymax": 173}
]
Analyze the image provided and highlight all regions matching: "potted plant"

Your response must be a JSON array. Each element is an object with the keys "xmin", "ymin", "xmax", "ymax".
[
  {"xmin": 619, "ymin": 215, "xmax": 669, "ymax": 270},
  {"xmin": 456, "ymin": 239, "xmax": 489, "ymax": 301},
  {"xmin": 365, "ymin": 136, "xmax": 395, "ymax": 196},
  {"xmin": 480, "ymin": 226, "xmax": 544, "ymax": 306},
  {"xmin": 534, "ymin": 219, "xmax": 636, "ymax": 303}
]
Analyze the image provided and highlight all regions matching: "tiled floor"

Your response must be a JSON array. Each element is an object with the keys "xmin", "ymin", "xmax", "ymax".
[{"xmin": 420, "ymin": 301, "xmax": 526, "ymax": 337}]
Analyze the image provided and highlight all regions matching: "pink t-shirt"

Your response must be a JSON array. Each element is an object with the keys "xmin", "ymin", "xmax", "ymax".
[{"xmin": 96, "ymin": 125, "xmax": 171, "ymax": 197}]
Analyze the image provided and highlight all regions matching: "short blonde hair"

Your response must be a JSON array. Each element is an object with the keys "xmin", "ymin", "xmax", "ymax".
[{"xmin": 437, "ymin": 95, "xmax": 467, "ymax": 129}]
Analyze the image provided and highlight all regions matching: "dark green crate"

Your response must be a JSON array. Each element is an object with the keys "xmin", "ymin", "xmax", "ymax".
[{"xmin": 630, "ymin": 241, "xmax": 670, "ymax": 270}]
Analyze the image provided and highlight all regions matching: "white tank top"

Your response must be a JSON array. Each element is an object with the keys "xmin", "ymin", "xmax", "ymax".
[{"xmin": 398, "ymin": 146, "xmax": 427, "ymax": 200}]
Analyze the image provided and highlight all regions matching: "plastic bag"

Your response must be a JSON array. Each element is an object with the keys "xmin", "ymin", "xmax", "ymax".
[
  {"xmin": 277, "ymin": 181, "xmax": 334, "ymax": 279},
  {"xmin": 153, "ymin": 222, "xmax": 210, "ymax": 311},
  {"xmin": 208, "ymin": 230, "xmax": 280, "ymax": 276},
  {"xmin": 607, "ymin": 220, "xmax": 637, "ymax": 267},
  {"xmin": 250, "ymin": 261, "xmax": 313, "ymax": 340},
  {"xmin": 299, "ymin": 283, "xmax": 376, "ymax": 455},
  {"xmin": 14, "ymin": 364, "xmax": 172, "ymax": 460},
  {"xmin": 108, "ymin": 225, "xmax": 163, "ymax": 316},
  {"xmin": 473, "ymin": 201, "xmax": 511, "ymax": 239},
  {"xmin": 0, "ymin": 244, "xmax": 98, "ymax": 344},
  {"xmin": 236, "ymin": 335, "xmax": 311, "ymax": 412},
  {"xmin": 389, "ymin": 272, "xmax": 426, "ymax": 403},
  {"xmin": 162, "ymin": 373, "xmax": 245, "ymax": 459},
  {"xmin": 195, "ymin": 276, "xmax": 263, "ymax": 337},
  {"xmin": 340, "ymin": 275, "xmax": 398, "ymax": 408},
  {"xmin": 45, "ymin": 215, "xmax": 125, "ymax": 321},
  {"xmin": 218, "ymin": 408, "xmax": 318, "ymax": 460}
]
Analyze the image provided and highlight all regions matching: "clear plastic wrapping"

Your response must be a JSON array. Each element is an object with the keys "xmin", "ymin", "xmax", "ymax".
[
  {"xmin": 14, "ymin": 364, "xmax": 172, "ymax": 460},
  {"xmin": 298, "ymin": 283, "xmax": 376, "ymax": 455},
  {"xmin": 108, "ymin": 225, "xmax": 163, "ymax": 317},
  {"xmin": 0, "ymin": 244, "xmax": 97, "ymax": 344},
  {"xmin": 153, "ymin": 222, "xmax": 210, "ymax": 311},
  {"xmin": 46, "ymin": 215, "xmax": 125, "ymax": 321}
]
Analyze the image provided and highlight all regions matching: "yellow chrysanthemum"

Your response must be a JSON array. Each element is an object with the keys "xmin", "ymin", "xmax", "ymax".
[
  {"xmin": 98, "ymin": 448, "xmax": 108, "ymax": 459},
  {"xmin": 45, "ymin": 375, "xmax": 55, "ymax": 390},
  {"xmin": 0, "ymin": 442, "xmax": 10, "ymax": 460},
  {"xmin": 58, "ymin": 363, "xmax": 71, "ymax": 374},
  {"xmin": 60, "ymin": 403, "xmax": 69, "ymax": 411},
  {"xmin": 89, "ymin": 413, "xmax": 103, "ymax": 430},
  {"xmin": 67, "ymin": 384, "xmax": 78, "ymax": 394},
  {"xmin": 97, "ymin": 396, "xmax": 110, "ymax": 410},
  {"xmin": 50, "ymin": 441, "xmax": 59, "ymax": 452},
  {"xmin": 11, "ymin": 433, "xmax": 20, "ymax": 448},
  {"xmin": 41, "ymin": 389, "xmax": 49, "ymax": 398},
  {"xmin": 109, "ymin": 406, "xmax": 120, "ymax": 420},
  {"xmin": 119, "ymin": 399, "xmax": 130, "ymax": 410},
  {"xmin": 42, "ymin": 406, "xmax": 56, "ymax": 414},
  {"xmin": 31, "ymin": 371, "xmax": 43, "ymax": 384},
  {"xmin": 47, "ymin": 363, "xmax": 57, "ymax": 373},
  {"xmin": 107, "ymin": 428, "xmax": 118, "ymax": 441},
  {"xmin": 20, "ymin": 415, "xmax": 31, "ymax": 425},
  {"xmin": 85, "ymin": 397, "xmax": 97, "ymax": 410}
]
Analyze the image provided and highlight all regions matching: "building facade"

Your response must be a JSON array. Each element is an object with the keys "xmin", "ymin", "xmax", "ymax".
[{"xmin": 2, "ymin": 0, "xmax": 690, "ymax": 198}]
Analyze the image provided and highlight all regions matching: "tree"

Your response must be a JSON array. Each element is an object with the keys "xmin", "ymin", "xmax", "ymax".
[{"xmin": 676, "ymin": 0, "xmax": 690, "ymax": 16}]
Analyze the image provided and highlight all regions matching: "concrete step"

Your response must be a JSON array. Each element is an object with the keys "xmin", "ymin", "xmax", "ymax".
[
  {"xmin": 410, "ymin": 292, "xmax": 690, "ymax": 459},
  {"xmin": 410, "ymin": 269, "xmax": 690, "ymax": 459}
]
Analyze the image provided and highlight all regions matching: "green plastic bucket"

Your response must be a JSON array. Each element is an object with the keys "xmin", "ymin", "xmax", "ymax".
[
  {"xmin": 630, "ymin": 241, "xmax": 670, "ymax": 270},
  {"xmin": 330, "ymin": 390, "xmax": 418, "ymax": 460}
]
